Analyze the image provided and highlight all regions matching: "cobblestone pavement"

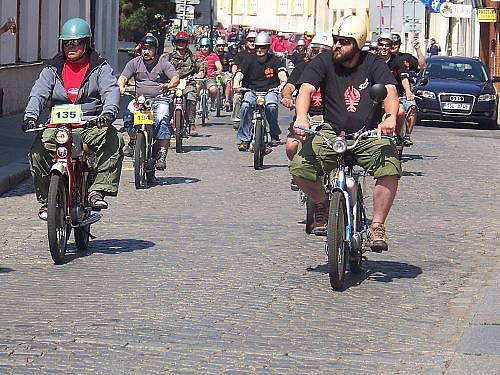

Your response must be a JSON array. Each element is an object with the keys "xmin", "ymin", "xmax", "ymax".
[{"xmin": 1, "ymin": 108, "xmax": 499, "ymax": 374}]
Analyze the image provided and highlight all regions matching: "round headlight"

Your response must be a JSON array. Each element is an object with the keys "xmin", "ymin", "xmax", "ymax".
[
  {"xmin": 56, "ymin": 146, "xmax": 68, "ymax": 159},
  {"xmin": 55, "ymin": 129, "xmax": 69, "ymax": 144},
  {"xmin": 332, "ymin": 137, "xmax": 347, "ymax": 154},
  {"xmin": 138, "ymin": 95, "xmax": 146, "ymax": 104},
  {"xmin": 255, "ymin": 96, "xmax": 265, "ymax": 106}
]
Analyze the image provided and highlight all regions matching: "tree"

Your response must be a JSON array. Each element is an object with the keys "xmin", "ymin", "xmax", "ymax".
[{"xmin": 119, "ymin": 0, "xmax": 175, "ymax": 41}]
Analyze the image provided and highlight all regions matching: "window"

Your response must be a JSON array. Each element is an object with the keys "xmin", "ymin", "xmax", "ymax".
[
  {"xmin": 276, "ymin": 0, "xmax": 287, "ymax": 15},
  {"xmin": 292, "ymin": 0, "xmax": 304, "ymax": 15},
  {"xmin": 248, "ymin": 0, "xmax": 258, "ymax": 15}
]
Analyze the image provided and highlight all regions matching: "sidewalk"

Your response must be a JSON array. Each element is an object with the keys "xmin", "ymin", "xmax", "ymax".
[{"xmin": 0, "ymin": 112, "xmax": 32, "ymax": 195}]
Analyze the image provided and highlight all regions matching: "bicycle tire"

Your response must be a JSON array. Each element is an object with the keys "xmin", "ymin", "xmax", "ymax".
[
  {"xmin": 47, "ymin": 174, "xmax": 70, "ymax": 264},
  {"xmin": 175, "ymin": 108, "xmax": 183, "ymax": 153},
  {"xmin": 216, "ymin": 87, "xmax": 222, "ymax": 117},
  {"xmin": 201, "ymin": 94, "xmax": 207, "ymax": 126},
  {"xmin": 327, "ymin": 190, "xmax": 347, "ymax": 291},
  {"xmin": 349, "ymin": 184, "xmax": 364, "ymax": 274},
  {"xmin": 134, "ymin": 131, "xmax": 147, "ymax": 189},
  {"xmin": 253, "ymin": 117, "xmax": 264, "ymax": 170},
  {"xmin": 305, "ymin": 197, "xmax": 314, "ymax": 234}
]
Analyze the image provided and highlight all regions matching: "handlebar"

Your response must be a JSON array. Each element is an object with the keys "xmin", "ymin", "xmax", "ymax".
[
  {"xmin": 238, "ymin": 87, "xmax": 281, "ymax": 94},
  {"xmin": 25, "ymin": 116, "xmax": 104, "ymax": 133}
]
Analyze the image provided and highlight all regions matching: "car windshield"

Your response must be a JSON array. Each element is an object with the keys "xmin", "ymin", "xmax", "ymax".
[{"xmin": 425, "ymin": 61, "xmax": 488, "ymax": 82}]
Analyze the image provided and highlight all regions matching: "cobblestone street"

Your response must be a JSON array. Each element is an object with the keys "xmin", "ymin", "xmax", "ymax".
[{"xmin": 1, "ymin": 108, "xmax": 499, "ymax": 374}]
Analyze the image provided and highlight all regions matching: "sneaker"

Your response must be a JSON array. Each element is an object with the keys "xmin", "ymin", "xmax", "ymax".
[
  {"xmin": 311, "ymin": 200, "xmax": 329, "ymax": 236},
  {"xmin": 290, "ymin": 178, "xmax": 299, "ymax": 191},
  {"xmin": 210, "ymin": 102, "xmax": 217, "ymax": 112},
  {"xmin": 38, "ymin": 204, "xmax": 48, "ymax": 221},
  {"xmin": 156, "ymin": 150, "xmax": 167, "ymax": 170},
  {"xmin": 238, "ymin": 141, "xmax": 250, "ymax": 152},
  {"xmin": 123, "ymin": 142, "xmax": 134, "ymax": 157},
  {"xmin": 403, "ymin": 136, "xmax": 413, "ymax": 146},
  {"xmin": 190, "ymin": 125, "xmax": 199, "ymax": 137},
  {"xmin": 233, "ymin": 122, "xmax": 240, "ymax": 130},
  {"xmin": 89, "ymin": 191, "xmax": 108, "ymax": 210},
  {"xmin": 367, "ymin": 223, "xmax": 388, "ymax": 252}
]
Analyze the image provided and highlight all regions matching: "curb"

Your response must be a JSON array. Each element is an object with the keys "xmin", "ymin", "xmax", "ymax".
[{"xmin": 0, "ymin": 162, "xmax": 30, "ymax": 195}]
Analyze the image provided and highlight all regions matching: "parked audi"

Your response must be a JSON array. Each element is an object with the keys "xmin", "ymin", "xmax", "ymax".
[{"xmin": 414, "ymin": 56, "xmax": 499, "ymax": 128}]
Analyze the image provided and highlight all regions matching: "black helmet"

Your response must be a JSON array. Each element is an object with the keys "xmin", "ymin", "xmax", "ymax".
[
  {"xmin": 391, "ymin": 33, "xmax": 401, "ymax": 45},
  {"xmin": 141, "ymin": 33, "xmax": 159, "ymax": 48}
]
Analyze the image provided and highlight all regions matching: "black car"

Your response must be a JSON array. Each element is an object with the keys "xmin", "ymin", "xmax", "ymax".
[{"xmin": 414, "ymin": 56, "xmax": 499, "ymax": 128}]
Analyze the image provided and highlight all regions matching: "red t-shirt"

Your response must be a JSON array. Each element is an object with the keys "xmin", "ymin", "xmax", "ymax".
[
  {"xmin": 62, "ymin": 57, "xmax": 90, "ymax": 103},
  {"xmin": 196, "ymin": 52, "xmax": 219, "ymax": 77}
]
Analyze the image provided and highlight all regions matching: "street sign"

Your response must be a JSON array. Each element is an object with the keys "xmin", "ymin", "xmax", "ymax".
[
  {"xmin": 439, "ymin": 3, "xmax": 472, "ymax": 18},
  {"xmin": 173, "ymin": 0, "xmax": 200, "ymax": 5},
  {"xmin": 402, "ymin": 0, "xmax": 425, "ymax": 35},
  {"xmin": 176, "ymin": 4, "xmax": 194, "ymax": 13},
  {"xmin": 477, "ymin": 8, "xmax": 497, "ymax": 22},
  {"xmin": 369, "ymin": 0, "xmax": 404, "ymax": 34}
]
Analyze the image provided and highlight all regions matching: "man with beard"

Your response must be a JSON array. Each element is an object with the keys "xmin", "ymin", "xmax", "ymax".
[{"xmin": 290, "ymin": 15, "xmax": 400, "ymax": 252}]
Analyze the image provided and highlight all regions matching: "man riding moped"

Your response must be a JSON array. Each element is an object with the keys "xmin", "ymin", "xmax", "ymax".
[
  {"xmin": 24, "ymin": 18, "xmax": 123, "ymax": 220},
  {"xmin": 118, "ymin": 33, "xmax": 180, "ymax": 170}
]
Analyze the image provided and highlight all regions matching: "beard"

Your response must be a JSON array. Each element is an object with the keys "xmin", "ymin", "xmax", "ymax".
[{"xmin": 332, "ymin": 46, "xmax": 358, "ymax": 64}]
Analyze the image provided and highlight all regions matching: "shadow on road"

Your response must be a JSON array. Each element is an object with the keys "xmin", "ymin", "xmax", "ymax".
[
  {"xmin": 418, "ymin": 120, "xmax": 499, "ymax": 131},
  {"xmin": 153, "ymin": 176, "xmax": 200, "ymax": 186},
  {"xmin": 0, "ymin": 267, "xmax": 15, "ymax": 274},
  {"xmin": 402, "ymin": 153, "xmax": 438, "ymax": 162},
  {"xmin": 182, "ymin": 145, "xmax": 223, "ymax": 153},
  {"xmin": 307, "ymin": 260, "xmax": 422, "ymax": 291},
  {"xmin": 402, "ymin": 170, "xmax": 425, "ymax": 177}
]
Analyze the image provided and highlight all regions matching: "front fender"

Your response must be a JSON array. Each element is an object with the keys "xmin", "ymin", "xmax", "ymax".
[{"xmin": 50, "ymin": 162, "xmax": 68, "ymax": 176}]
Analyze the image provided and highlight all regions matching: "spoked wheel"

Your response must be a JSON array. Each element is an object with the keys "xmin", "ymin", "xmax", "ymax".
[
  {"xmin": 327, "ymin": 190, "xmax": 347, "ymax": 291},
  {"xmin": 349, "ymin": 184, "xmax": 364, "ymax": 274},
  {"xmin": 201, "ymin": 95, "xmax": 207, "ymax": 126},
  {"xmin": 253, "ymin": 118, "xmax": 265, "ymax": 170},
  {"xmin": 305, "ymin": 197, "xmax": 314, "ymax": 234},
  {"xmin": 175, "ymin": 108, "xmax": 184, "ymax": 153},
  {"xmin": 134, "ymin": 131, "xmax": 147, "ymax": 189},
  {"xmin": 47, "ymin": 174, "xmax": 70, "ymax": 264},
  {"xmin": 146, "ymin": 140, "xmax": 157, "ymax": 184},
  {"xmin": 74, "ymin": 172, "xmax": 90, "ymax": 252}
]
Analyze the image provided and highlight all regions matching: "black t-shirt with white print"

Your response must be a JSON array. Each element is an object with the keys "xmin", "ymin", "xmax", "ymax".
[
  {"xmin": 239, "ymin": 53, "xmax": 286, "ymax": 91},
  {"xmin": 288, "ymin": 61, "xmax": 323, "ymax": 117},
  {"xmin": 298, "ymin": 51, "xmax": 397, "ymax": 133}
]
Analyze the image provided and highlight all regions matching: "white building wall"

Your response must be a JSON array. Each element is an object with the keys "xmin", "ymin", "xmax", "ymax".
[
  {"xmin": 93, "ymin": 0, "xmax": 119, "ymax": 71},
  {"xmin": 60, "ymin": 0, "xmax": 81, "ymax": 22},
  {"xmin": 40, "ymin": 0, "xmax": 60, "ymax": 59},
  {"xmin": 0, "ymin": 0, "xmax": 17, "ymax": 64},
  {"xmin": 19, "ymin": 0, "xmax": 40, "ymax": 62}
]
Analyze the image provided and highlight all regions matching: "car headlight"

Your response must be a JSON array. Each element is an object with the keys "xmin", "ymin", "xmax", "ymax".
[
  {"xmin": 415, "ymin": 89, "xmax": 436, "ymax": 99},
  {"xmin": 255, "ymin": 96, "xmax": 265, "ymax": 106},
  {"xmin": 55, "ymin": 129, "xmax": 69, "ymax": 144},
  {"xmin": 332, "ymin": 137, "xmax": 347, "ymax": 154},
  {"xmin": 478, "ymin": 93, "xmax": 496, "ymax": 102}
]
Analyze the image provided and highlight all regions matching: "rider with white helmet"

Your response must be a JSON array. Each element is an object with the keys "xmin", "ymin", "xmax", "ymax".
[
  {"xmin": 289, "ymin": 15, "xmax": 400, "ymax": 252},
  {"xmin": 289, "ymin": 38, "xmax": 308, "ymax": 70}
]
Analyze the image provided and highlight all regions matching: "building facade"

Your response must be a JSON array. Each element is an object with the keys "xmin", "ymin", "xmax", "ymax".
[{"xmin": 0, "ymin": 0, "xmax": 119, "ymax": 115}]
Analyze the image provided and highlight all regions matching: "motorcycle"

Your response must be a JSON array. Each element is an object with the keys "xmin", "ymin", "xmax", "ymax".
[
  {"xmin": 170, "ymin": 79, "xmax": 191, "ymax": 153},
  {"xmin": 27, "ymin": 104, "xmax": 103, "ymax": 264}
]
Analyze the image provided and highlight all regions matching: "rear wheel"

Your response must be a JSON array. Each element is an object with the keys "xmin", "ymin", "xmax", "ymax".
[
  {"xmin": 47, "ymin": 174, "xmax": 70, "ymax": 264},
  {"xmin": 175, "ymin": 108, "xmax": 183, "ymax": 153},
  {"xmin": 253, "ymin": 117, "xmax": 264, "ymax": 170},
  {"xmin": 201, "ymin": 94, "xmax": 207, "ymax": 126},
  {"xmin": 327, "ymin": 191, "xmax": 347, "ymax": 291},
  {"xmin": 134, "ymin": 131, "xmax": 147, "ymax": 189}
]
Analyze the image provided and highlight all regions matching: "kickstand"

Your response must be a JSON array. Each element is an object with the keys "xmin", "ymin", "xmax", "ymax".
[{"xmin": 81, "ymin": 227, "xmax": 97, "ymax": 240}]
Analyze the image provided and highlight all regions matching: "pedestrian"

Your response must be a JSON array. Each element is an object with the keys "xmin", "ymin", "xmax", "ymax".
[{"xmin": 427, "ymin": 38, "xmax": 440, "ymax": 57}]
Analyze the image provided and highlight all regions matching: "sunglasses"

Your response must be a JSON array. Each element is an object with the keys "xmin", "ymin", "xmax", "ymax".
[
  {"xmin": 378, "ymin": 43, "xmax": 392, "ymax": 48},
  {"xmin": 255, "ymin": 46, "xmax": 269, "ymax": 50},
  {"xmin": 200, "ymin": 45, "xmax": 210, "ymax": 48},
  {"xmin": 63, "ymin": 39, "xmax": 85, "ymax": 47},
  {"xmin": 246, "ymin": 39, "xmax": 256, "ymax": 43},
  {"xmin": 332, "ymin": 36, "xmax": 353, "ymax": 46}
]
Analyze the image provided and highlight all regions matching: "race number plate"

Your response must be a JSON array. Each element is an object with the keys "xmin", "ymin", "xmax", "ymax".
[
  {"xmin": 177, "ymin": 79, "xmax": 187, "ymax": 90},
  {"xmin": 50, "ymin": 104, "xmax": 82, "ymax": 124},
  {"xmin": 134, "ymin": 110, "xmax": 154, "ymax": 125}
]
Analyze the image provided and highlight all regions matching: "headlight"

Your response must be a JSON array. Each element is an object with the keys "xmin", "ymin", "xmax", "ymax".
[
  {"xmin": 56, "ymin": 146, "xmax": 68, "ymax": 158},
  {"xmin": 137, "ymin": 95, "xmax": 146, "ymax": 104},
  {"xmin": 55, "ymin": 129, "xmax": 69, "ymax": 144},
  {"xmin": 332, "ymin": 137, "xmax": 347, "ymax": 154},
  {"xmin": 255, "ymin": 96, "xmax": 265, "ymax": 106},
  {"xmin": 415, "ymin": 89, "xmax": 436, "ymax": 99},
  {"xmin": 478, "ymin": 93, "xmax": 496, "ymax": 102}
]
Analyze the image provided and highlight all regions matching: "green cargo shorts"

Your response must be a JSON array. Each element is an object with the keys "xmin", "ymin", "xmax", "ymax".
[{"xmin": 289, "ymin": 124, "xmax": 402, "ymax": 181}]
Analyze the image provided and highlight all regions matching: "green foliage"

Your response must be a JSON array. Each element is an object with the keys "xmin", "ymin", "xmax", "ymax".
[{"xmin": 119, "ymin": 0, "xmax": 175, "ymax": 41}]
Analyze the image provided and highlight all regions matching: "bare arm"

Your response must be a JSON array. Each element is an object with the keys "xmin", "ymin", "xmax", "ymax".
[
  {"xmin": 117, "ymin": 75, "xmax": 128, "ymax": 94},
  {"xmin": 281, "ymin": 82, "xmax": 296, "ymax": 109},
  {"xmin": 293, "ymin": 83, "xmax": 315, "ymax": 135},
  {"xmin": 412, "ymin": 40, "xmax": 427, "ymax": 69},
  {"xmin": 233, "ymin": 71, "xmax": 244, "ymax": 90},
  {"xmin": 214, "ymin": 60, "xmax": 223, "ymax": 74},
  {"xmin": 379, "ymin": 84, "xmax": 399, "ymax": 136}
]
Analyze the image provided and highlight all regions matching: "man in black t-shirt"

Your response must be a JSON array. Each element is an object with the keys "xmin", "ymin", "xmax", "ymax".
[
  {"xmin": 289, "ymin": 15, "xmax": 400, "ymax": 252},
  {"xmin": 233, "ymin": 32, "xmax": 288, "ymax": 151},
  {"xmin": 289, "ymin": 39, "xmax": 307, "ymax": 70}
]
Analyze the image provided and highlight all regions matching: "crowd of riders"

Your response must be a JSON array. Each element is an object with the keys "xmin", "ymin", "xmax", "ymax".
[{"xmin": 23, "ymin": 17, "xmax": 426, "ymax": 254}]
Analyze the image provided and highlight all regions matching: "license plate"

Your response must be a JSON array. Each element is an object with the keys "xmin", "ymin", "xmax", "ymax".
[
  {"xmin": 50, "ymin": 104, "xmax": 82, "ymax": 124},
  {"xmin": 442, "ymin": 102, "xmax": 471, "ymax": 110},
  {"xmin": 134, "ymin": 111, "xmax": 153, "ymax": 125}
]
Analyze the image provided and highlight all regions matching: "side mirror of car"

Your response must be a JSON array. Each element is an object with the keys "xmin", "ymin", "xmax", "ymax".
[
  {"xmin": 370, "ymin": 84, "xmax": 387, "ymax": 103},
  {"xmin": 492, "ymin": 76, "xmax": 500, "ymax": 83},
  {"xmin": 420, "ymin": 77, "xmax": 429, "ymax": 86}
]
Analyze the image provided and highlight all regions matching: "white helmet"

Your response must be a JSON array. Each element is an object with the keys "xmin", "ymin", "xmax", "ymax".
[
  {"xmin": 246, "ymin": 31, "xmax": 258, "ymax": 40},
  {"xmin": 311, "ymin": 32, "xmax": 333, "ymax": 48},
  {"xmin": 255, "ymin": 31, "xmax": 271, "ymax": 46},
  {"xmin": 297, "ymin": 39, "xmax": 306, "ymax": 47},
  {"xmin": 215, "ymin": 37, "xmax": 226, "ymax": 46},
  {"xmin": 332, "ymin": 15, "xmax": 367, "ymax": 49}
]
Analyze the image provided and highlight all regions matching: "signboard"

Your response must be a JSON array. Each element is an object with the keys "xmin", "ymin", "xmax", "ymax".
[
  {"xmin": 427, "ymin": 0, "xmax": 445, "ymax": 13},
  {"xmin": 369, "ymin": 0, "xmax": 404, "ymax": 34},
  {"xmin": 477, "ymin": 8, "xmax": 497, "ymax": 22},
  {"xmin": 173, "ymin": 0, "xmax": 200, "ymax": 5},
  {"xmin": 439, "ymin": 2, "xmax": 472, "ymax": 18},
  {"xmin": 176, "ymin": 4, "xmax": 194, "ymax": 13}
]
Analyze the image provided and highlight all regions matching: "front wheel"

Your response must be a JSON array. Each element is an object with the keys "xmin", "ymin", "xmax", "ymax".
[
  {"xmin": 134, "ymin": 131, "xmax": 147, "ymax": 189},
  {"xmin": 327, "ymin": 191, "xmax": 347, "ymax": 291},
  {"xmin": 175, "ymin": 108, "xmax": 184, "ymax": 153},
  {"xmin": 253, "ymin": 117, "xmax": 265, "ymax": 170},
  {"xmin": 74, "ymin": 171, "xmax": 90, "ymax": 252},
  {"xmin": 216, "ymin": 86, "xmax": 223, "ymax": 117},
  {"xmin": 47, "ymin": 174, "xmax": 70, "ymax": 264},
  {"xmin": 201, "ymin": 94, "xmax": 207, "ymax": 126}
]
